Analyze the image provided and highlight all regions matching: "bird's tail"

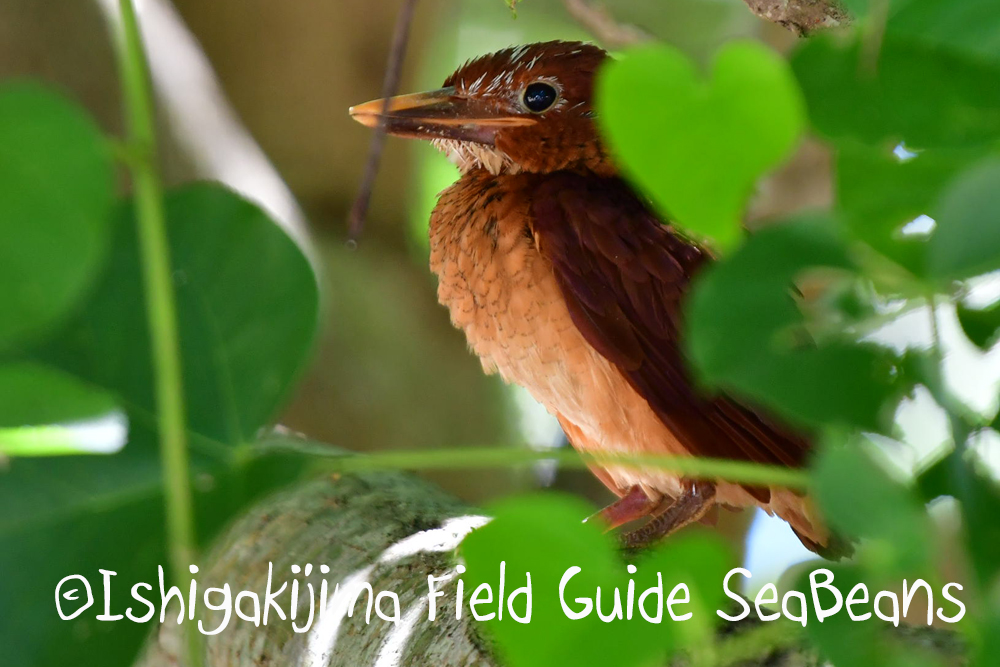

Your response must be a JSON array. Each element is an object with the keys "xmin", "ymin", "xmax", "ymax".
[{"xmin": 769, "ymin": 488, "xmax": 855, "ymax": 561}]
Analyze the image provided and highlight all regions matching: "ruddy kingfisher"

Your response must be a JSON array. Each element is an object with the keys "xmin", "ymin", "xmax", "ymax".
[{"xmin": 351, "ymin": 41, "xmax": 839, "ymax": 556}]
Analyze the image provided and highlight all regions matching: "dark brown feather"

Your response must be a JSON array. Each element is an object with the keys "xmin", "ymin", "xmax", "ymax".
[{"xmin": 529, "ymin": 172, "xmax": 810, "ymax": 484}]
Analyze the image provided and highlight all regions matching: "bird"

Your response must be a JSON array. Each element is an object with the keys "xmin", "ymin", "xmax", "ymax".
[{"xmin": 350, "ymin": 40, "xmax": 842, "ymax": 557}]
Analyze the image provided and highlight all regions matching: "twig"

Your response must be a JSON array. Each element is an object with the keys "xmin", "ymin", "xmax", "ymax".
[
  {"xmin": 347, "ymin": 0, "xmax": 419, "ymax": 242},
  {"xmin": 740, "ymin": 0, "xmax": 850, "ymax": 36},
  {"xmin": 563, "ymin": 0, "xmax": 651, "ymax": 49},
  {"xmin": 252, "ymin": 437, "xmax": 813, "ymax": 489}
]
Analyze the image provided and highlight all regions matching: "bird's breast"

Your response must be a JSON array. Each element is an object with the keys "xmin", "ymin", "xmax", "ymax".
[
  {"xmin": 429, "ymin": 171, "xmax": 587, "ymax": 400},
  {"xmin": 427, "ymin": 171, "xmax": 694, "ymax": 491}
]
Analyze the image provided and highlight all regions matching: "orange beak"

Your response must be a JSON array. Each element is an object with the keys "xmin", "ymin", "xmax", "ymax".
[{"xmin": 349, "ymin": 86, "xmax": 535, "ymax": 145}]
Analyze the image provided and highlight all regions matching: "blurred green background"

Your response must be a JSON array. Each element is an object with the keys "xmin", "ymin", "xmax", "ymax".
[
  {"xmin": 9, "ymin": 0, "xmax": 1000, "ymax": 665},
  {"xmin": 0, "ymin": 2, "xmax": 868, "ymax": 664},
  {"xmin": 0, "ymin": 0, "xmax": 810, "ymax": 507}
]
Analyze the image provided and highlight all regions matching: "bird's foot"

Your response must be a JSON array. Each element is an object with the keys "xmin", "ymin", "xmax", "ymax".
[
  {"xmin": 621, "ymin": 480, "xmax": 716, "ymax": 550},
  {"xmin": 587, "ymin": 485, "xmax": 660, "ymax": 531}
]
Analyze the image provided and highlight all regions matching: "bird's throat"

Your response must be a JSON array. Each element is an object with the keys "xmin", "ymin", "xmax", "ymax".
[{"xmin": 431, "ymin": 138, "xmax": 520, "ymax": 176}]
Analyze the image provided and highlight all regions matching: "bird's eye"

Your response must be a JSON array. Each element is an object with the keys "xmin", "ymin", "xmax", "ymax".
[{"xmin": 522, "ymin": 82, "xmax": 558, "ymax": 113}]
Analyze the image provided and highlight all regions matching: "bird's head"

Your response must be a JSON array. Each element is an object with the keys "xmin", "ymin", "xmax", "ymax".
[{"xmin": 350, "ymin": 41, "xmax": 611, "ymax": 175}]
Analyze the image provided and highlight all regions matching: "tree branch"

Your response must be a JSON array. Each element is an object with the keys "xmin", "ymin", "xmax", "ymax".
[
  {"xmin": 347, "ymin": 0, "xmax": 419, "ymax": 242},
  {"xmin": 741, "ymin": 0, "xmax": 850, "ymax": 36},
  {"xmin": 133, "ymin": 463, "xmax": 963, "ymax": 667},
  {"xmin": 563, "ymin": 0, "xmax": 651, "ymax": 50}
]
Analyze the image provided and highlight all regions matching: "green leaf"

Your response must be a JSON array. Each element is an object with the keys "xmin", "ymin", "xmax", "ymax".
[
  {"xmin": 0, "ymin": 432, "xmax": 308, "ymax": 667},
  {"xmin": 0, "ymin": 362, "xmax": 124, "ymax": 456},
  {"xmin": 915, "ymin": 451, "xmax": 955, "ymax": 503},
  {"xmin": 0, "ymin": 83, "xmax": 114, "ymax": 350},
  {"xmin": 792, "ymin": 33, "xmax": 1000, "ymax": 149},
  {"xmin": 460, "ymin": 494, "xmax": 654, "ymax": 667},
  {"xmin": 836, "ymin": 144, "xmax": 975, "ymax": 275},
  {"xmin": 836, "ymin": 0, "xmax": 870, "ymax": 16},
  {"xmin": 836, "ymin": 0, "xmax": 914, "ymax": 21},
  {"xmin": 927, "ymin": 157, "xmax": 1000, "ymax": 281},
  {"xmin": 597, "ymin": 41, "xmax": 804, "ymax": 250},
  {"xmin": 0, "ymin": 362, "xmax": 119, "ymax": 429},
  {"xmin": 0, "ymin": 184, "xmax": 318, "ymax": 667},
  {"xmin": 799, "ymin": 564, "xmax": 884, "ymax": 667},
  {"xmin": 35, "ymin": 184, "xmax": 319, "ymax": 444},
  {"xmin": 897, "ymin": 349, "xmax": 984, "ymax": 431},
  {"xmin": 685, "ymin": 218, "xmax": 903, "ymax": 430},
  {"xmin": 956, "ymin": 300, "xmax": 1000, "ymax": 350},
  {"xmin": 961, "ymin": 467, "xmax": 1000, "ymax": 591},
  {"xmin": 799, "ymin": 562, "xmax": 947, "ymax": 667},
  {"xmin": 459, "ymin": 493, "xmax": 732, "ymax": 667},
  {"xmin": 979, "ymin": 607, "xmax": 1000, "ymax": 667},
  {"xmin": 890, "ymin": 0, "xmax": 1000, "ymax": 64},
  {"xmin": 813, "ymin": 436, "xmax": 931, "ymax": 574},
  {"xmin": 0, "ymin": 422, "xmax": 123, "ymax": 457},
  {"xmin": 636, "ymin": 532, "xmax": 732, "ymax": 648},
  {"xmin": 918, "ymin": 450, "xmax": 1000, "ymax": 591}
]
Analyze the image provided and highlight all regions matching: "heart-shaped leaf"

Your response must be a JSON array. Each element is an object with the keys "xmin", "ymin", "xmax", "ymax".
[
  {"xmin": 597, "ymin": 42, "xmax": 805, "ymax": 250},
  {"xmin": 459, "ymin": 493, "xmax": 732, "ymax": 667}
]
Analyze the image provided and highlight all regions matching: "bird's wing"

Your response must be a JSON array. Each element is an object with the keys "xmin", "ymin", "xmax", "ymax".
[{"xmin": 529, "ymin": 172, "xmax": 809, "ymax": 476}]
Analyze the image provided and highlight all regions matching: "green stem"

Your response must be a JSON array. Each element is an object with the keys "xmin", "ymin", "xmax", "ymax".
[
  {"xmin": 114, "ymin": 0, "xmax": 196, "ymax": 579},
  {"xmin": 254, "ymin": 439, "xmax": 812, "ymax": 489},
  {"xmin": 925, "ymin": 296, "xmax": 979, "ymax": 444},
  {"xmin": 927, "ymin": 296, "xmax": 944, "ymax": 365}
]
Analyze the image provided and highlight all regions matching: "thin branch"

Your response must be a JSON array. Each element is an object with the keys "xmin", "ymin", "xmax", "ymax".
[
  {"xmin": 347, "ymin": 0, "xmax": 419, "ymax": 242},
  {"xmin": 741, "ymin": 0, "xmax": 850, "ymax": 36},
  {"xmin": 563, "ymin": 0, "xmax": 652, "ymax": 50},
  {"xmin": 253, "ymin": 437, "xmax": 813, "ymax": 490}
]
